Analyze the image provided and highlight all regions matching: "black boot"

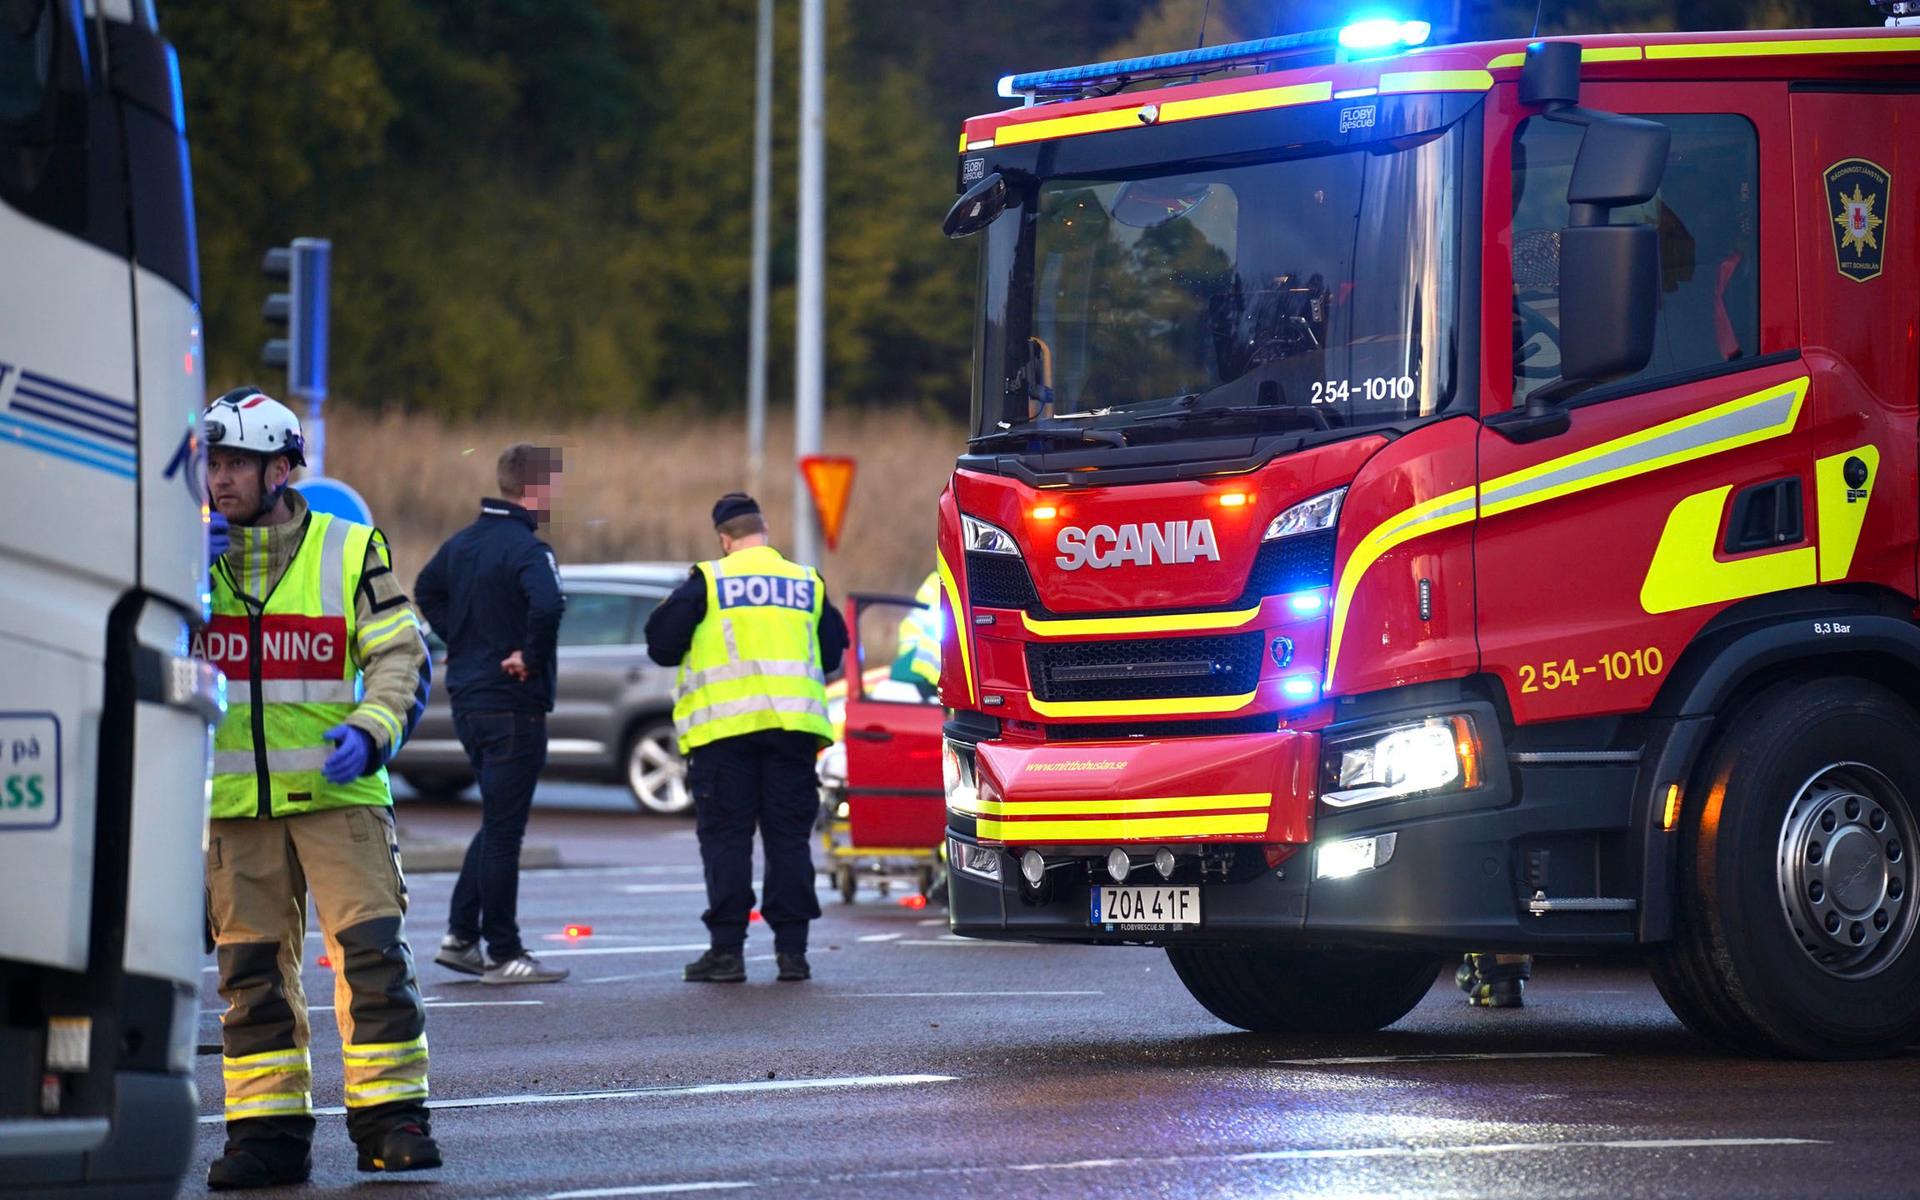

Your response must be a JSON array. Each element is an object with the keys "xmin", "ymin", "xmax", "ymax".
[
  {"xmin": 1457, "ymin": 953, "xmax": 1531, "ymax": 1008},
  {"xmin": 357, "ymin": 1122, "xmax": 443, "ymax": 1172},
  {"xmin": 776, "ymin": 951, "xmax": 811, "ymax": 982},
  {"xmin": 206, "ymin": 1146, "xmax": 312, "ymax": 1190},
  {"xmin": 683, "ymin": 948, "xmax": 747, "ymax": 982}
]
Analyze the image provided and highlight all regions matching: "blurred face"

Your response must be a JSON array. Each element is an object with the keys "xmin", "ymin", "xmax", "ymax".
[
  {"xmin": 520, "ymin": 472, "xmax": 560, "ymax": 519},
  {"xmin": 208, "ymin": 447, "xmax": 290, "ymax": 524}
]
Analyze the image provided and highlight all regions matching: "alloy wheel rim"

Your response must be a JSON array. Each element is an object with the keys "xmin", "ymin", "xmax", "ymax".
[
  {"xmin": 1777, "ymin": 761, "xmax": 1917, "ymax": 979},
  {"xmin": 629, "ymin": 732, "xmax": 690, "ymax": 814}
]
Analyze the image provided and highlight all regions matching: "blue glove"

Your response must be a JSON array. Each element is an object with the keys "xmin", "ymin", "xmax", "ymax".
[
  {"xmin": 208, "ymin": 510, "xmax": 230, "ymax": 559},
  {"xmin": 321, "ymin": 725, "xmax": 374, "ymax": 784}
]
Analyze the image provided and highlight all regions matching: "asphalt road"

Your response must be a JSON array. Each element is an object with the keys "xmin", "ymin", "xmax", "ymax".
[{"xmin": 182, "ymin": 784, "xmax": 1920, "ymax": 1199}]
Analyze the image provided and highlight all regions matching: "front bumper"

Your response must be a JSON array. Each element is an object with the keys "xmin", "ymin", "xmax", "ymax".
[{"xmin": 948, "ymin": 698, "xmax": 1648, "ymax": 952}]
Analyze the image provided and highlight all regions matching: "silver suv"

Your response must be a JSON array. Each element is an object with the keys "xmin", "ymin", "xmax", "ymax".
[{"xmin": 395, "ymin": 563, "xmax": 693, "ymax": 814}]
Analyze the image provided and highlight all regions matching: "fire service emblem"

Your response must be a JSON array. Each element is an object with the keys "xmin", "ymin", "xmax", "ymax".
[{"xmin": 1826, "ymin": 158, "xmax": 1890, "ymax": 284}]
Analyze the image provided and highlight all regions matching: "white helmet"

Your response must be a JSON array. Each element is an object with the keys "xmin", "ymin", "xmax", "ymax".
[{"xmin": 205, "ymin": 386, "xmax": 306, "ymax": 467}]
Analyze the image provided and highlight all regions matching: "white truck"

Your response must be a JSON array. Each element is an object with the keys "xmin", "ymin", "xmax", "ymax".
[{"xmin": 0, "ymin": 3, "xmax": 223, "ymax": 1195}]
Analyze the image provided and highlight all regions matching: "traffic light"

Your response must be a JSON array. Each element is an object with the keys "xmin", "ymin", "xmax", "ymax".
[{"xmin": 260, "ymin": 237, "xmax": 331, "ymax": 402}]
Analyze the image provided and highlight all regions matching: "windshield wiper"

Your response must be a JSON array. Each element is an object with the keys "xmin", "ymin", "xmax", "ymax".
[
  {"xmin": 1131, "ymin": 400, "xmax": 1330, "ymax": 433},
  {"xmin": 968, "ymin": 420, "xmax": 1126, "ymax": 451}
]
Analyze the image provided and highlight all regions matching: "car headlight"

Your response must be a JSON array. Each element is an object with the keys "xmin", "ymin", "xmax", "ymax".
[
  {"xmin": 942, "ymin": 739, "xmax": 979, "ymax": 812},
  {"xmin": 962, "ymin": 513, "xmax": 1020, "ymax": 555},
  {"xmin": 1264, "ymin": 487, "xmax": 1346, "ymax": 541},
  {"xmin": 1322, "ymin": 716, "xmax": 1480, "ymax": 808}
]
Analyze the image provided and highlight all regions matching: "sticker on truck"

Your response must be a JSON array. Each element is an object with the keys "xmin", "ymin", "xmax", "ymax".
[{"xmin": 0, "ymin": 712, "xmax": 60, "ymax": 831}]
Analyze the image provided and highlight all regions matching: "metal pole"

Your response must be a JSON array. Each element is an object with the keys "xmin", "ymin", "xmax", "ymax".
[
  {"xmin": 746, "ymin": 0, "xmax": 772, "ymax": 501},
  {"xmin": 793, "ymin": 0, "xmax": 825, "ymax": 567}
]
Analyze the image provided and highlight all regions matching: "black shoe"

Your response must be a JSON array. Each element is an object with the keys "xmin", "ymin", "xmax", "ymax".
[
  {"xmin": 776, "ymin": 952, "xmax": 811, "ymax": 982},
  {"xmin": 357, "ymin": 1123, "xmax": 442, "ymax": 1173},
  {"xmin": 683, "ymin": 949, "xmax": 747, "ymax": 982},
  {"xmin": 1457, "ymin": 953, "xmax": 1530, "ymax": 1008},
  {"xmin": 207, "ymin": 1147, "xmax": 311, "ymax": 1190}
]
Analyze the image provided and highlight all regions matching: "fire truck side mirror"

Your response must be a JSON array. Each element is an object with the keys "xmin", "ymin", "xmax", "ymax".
[
  {"xmin": 944, "ymin": 172, "xmax": 1009, "ymax": 239},
  {"xmin": 1556, "ymin": 223, "xmax": 1659, "ymax": 384},
  {"xmin": 1566, "ymin": 116, "xmax": 1670, "ymax": 216}
]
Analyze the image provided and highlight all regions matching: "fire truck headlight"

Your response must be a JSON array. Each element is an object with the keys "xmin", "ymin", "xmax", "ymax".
[
  {"xmin": 1322, "ymin": 716, "xmax": 1481, "ymax": 808},
  {"xmin": 1315, "ymin": 832, "xmax": 1399, "ymax": 880},
  {"xmin": 1264, "ymin": 487, "xmax": 1346, "ymax": 542},
  {"xmin": 961, "ymin": 513, "xmax": 1020, "ymax": 555},
  {"xmin": 943, "ymin": 739, "xmax": 979, "ymax": 812},
  {"xmin": 950, "ymin": 837, "xmax": 1004, "ymax": 883}
]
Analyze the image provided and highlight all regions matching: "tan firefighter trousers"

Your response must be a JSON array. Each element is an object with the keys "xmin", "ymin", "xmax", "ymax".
[{"xmin": 205, "ymin": 805, "xmax": 430, "ymax": 1143}]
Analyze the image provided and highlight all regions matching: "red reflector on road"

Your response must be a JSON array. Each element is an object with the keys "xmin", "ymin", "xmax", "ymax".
[
  {"xmin": 901, "ymin": 894, "xmax": 928, "ymax": 910},
  {"xmin": 565, "ymin": 924, "xmax": 592, "ymax": 938},
  {"xmin": 749, "ymin": 910, "xmax": 762, "ymax": 922},
  {"xmin": 316, "ymin": 955, "xmax": 332, "ymax": 969}
]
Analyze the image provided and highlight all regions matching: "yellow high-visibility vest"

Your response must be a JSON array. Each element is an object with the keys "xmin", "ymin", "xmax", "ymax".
[
  {"xmin": 673, "ymin": 545, "xmax": 834, "ymax": 753},
  {"xmin": 897, "ymin": 570, "xmax": 943, "ymax": 688},
  {"xmin": 198, "ymin": 512, "xmax": 392, "ymax": 819}
]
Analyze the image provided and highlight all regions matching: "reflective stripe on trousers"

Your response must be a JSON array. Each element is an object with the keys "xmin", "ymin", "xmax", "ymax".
[
  {"xmin": 342, "ymin": 1034, "xmax": 430, "ymax": 1108},
  {"xmin": 222, "ymin": 1047, "xmax": 313, "ymax": 1120}
]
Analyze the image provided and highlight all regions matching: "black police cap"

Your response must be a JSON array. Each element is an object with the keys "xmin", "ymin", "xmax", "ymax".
[{"xmin": 712, "ymin": 492, "xmax": 761, "ymax": 528}]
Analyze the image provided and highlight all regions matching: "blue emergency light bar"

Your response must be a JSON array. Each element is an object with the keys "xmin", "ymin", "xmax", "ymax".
[{"xmin": 998, "ymin": 19, "xmax": 1432, "ymax": 100}]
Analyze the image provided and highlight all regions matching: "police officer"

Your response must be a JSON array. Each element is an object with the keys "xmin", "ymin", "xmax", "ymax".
[
  {"xmin": 195, "ymin": 387, "xmax": 439, "ymax": 1189},
  {"xmin": 644, "ymin": 493, "xmax": 848, "ymax": 983}
]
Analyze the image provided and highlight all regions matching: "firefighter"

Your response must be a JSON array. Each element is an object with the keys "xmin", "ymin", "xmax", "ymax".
[
  {"xmin": 1457, "ymin": 953, "xmax": 1533, "ymax": 1008},
  {"xmin": 888, "ymin": 570, "xmax": 942, "ymax": 699},
  {"xmin": 197, "ymin": 387, "xmax": 439, "ymax": 1189},
  {"xmin": 644, "ymin": 493, "xmax": 848, "ymax": 983}
]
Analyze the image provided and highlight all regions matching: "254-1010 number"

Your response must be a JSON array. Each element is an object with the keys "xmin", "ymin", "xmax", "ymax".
[
  {"xmin": 1311, "ymin": 376, "xmax": 1416, "ymax": 405},
  {"xmin": 1517, "ymin": 647, "xmax": 1665, "ymax": 694}
]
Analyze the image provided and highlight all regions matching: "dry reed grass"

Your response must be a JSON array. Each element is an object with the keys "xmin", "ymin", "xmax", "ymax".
[{"xmin": 320, "ymin": 407, "xmax": 964, "ymax": 597}]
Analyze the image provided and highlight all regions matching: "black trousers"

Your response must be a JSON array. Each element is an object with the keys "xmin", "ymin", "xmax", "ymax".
[
  {"xmin": 689, "ymin": 730, "xmax": 824, "ymax": 954},
  {"xmin": 448, "ymin": 709, "xmax": 548, "ymax": 961}
]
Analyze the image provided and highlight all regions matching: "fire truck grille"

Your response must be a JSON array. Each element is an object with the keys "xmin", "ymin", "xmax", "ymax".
[
  {"xmin": 1241, "ymin": 530, "xmax": 1336, "ymax": 600},
  {"xmin": 966, "ymin": 552, "xmax": 1038, "ymax": 609},
  {"xmin": 1026, "ymin": 633, "xmax": 1265, "ymax": 702},
  {"xmin": 1046, "ymin": 714, "xmax": 1282, "ymax": 741}
]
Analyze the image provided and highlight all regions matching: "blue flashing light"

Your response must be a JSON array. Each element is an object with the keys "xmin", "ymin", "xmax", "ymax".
[
  {"xmin": 1003, "ymin": 29, "xmax": 1342, "ymax": 97},
  {"xmin": 996, "ymin": 74, "xmax": 1019, "ymax": 100},
  {"xmin": 1281, "ymin": 675, "xmax": 1320, "ymax": 702},
  {"xmin": 1286, "ymin": 590, "xmax": 1327, "ymax": 616},
  {"xmin": 1337, "ymin": 17, "xmax": 1432, "ymax": 54}
]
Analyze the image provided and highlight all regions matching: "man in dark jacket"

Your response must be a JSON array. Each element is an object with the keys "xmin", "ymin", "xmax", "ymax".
[{"xmin": 415, "ymin": 444, "xmax": 569, "ymax": 984}]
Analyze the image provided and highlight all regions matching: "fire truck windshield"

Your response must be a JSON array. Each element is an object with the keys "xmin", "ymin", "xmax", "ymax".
[{"xmin": 972, "ymin": 120, "xmax": 1466, "ymax": 446}]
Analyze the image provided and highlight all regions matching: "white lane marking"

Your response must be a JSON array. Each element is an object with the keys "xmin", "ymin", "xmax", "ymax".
[
  {"xmin": 1009, "ymin": 1137, "xmax": 1825, "ymax": 1171},
  {"xmin": 834, "ymin": 991, "xmax": 1103, "ymax": 999},
  {"xmin": 857, "ymin": 933, "xmax": 903, "ymax": 942},
  {"xmin": 550, "ymin": 1184, "xmax": 754, "ymax": 1199},
  {"xmin": 893, "ymin": 938, "xmax": 1046, "ymax": 947},
  {"xmin": 528, "ymin": 943, "xmax": 710, "ymax": 958},
  {"xmin": 915, "ymin": 917, "xmax": 945, "ymax": 926},
  {"xmin": 583, "ymin": 955, "xmax": 775, "ymax": 985},
  {"xmin": 535, "ymin": 1136, "xmax": 1830, "ymax": 1196},
  {"xmin": 195, "ymin": 1073, "xmax": 955, "ymax": 1123},
  {"xmin": 617, "ymin": 884, "xmax": 711, "ymax": 894},
  {"xmin": 299, "ymin": 1000, "xmax": 545, "ymax": 1013},
  {"xmin": 1271, "ymin": 1052, "xmax": 1603, "ymax": 1066}
]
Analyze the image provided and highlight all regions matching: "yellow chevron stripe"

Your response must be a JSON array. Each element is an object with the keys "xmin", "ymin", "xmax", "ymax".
[
  {"xmin": 936, "ymin": 550, "xmax": 976, "ymax": 706},
  {"xmin": 1020, "ymin": 605, "xmax": 1262, "ymax": 638},
  {"xmin": 976, "ymin": 812, "xmax": 1269, "ymax": 841},
  {"xmin": 1026, "ymin": 690, "xmax": 1258, "ymax": 719},
  {"xmin": 955, "ymin": 792, "xmax": 1271, "ymax": 818}
]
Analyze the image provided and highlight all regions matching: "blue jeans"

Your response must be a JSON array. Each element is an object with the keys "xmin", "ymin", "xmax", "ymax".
[{"xmin": 447, "ymin": 710, "xmax": 548, "ymax": 961}]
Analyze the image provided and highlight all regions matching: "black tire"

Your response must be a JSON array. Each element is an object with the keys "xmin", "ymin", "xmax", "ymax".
[
  {"xmin": 835, "ymin": 865, "xmax": 857, "ymax": 904},
  {"xmin": 400, "ymin": 773, "xmax": 473, "ymax": 802},
  {"xmin": 1166, "ymin": 944, "xmax": 1441, "ymax": 1034},
  {"xmin": 1649, "ymin": 677, "xmax": 1920, "ymax": 1059}
]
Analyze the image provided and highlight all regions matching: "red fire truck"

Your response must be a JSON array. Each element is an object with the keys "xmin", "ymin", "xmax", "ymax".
[{"xmin": 936, "ymin": 15, "xmax": 1920, "ymax": 1058}]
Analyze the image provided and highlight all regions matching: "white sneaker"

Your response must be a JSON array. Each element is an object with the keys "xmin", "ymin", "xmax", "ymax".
[
  {"xmin": 434, "ymin": 934, "xmax": 484, "ymax": 976},
  {"xmin": 481, "ymin": 952, "xmax": 569, "ymax": 985}
]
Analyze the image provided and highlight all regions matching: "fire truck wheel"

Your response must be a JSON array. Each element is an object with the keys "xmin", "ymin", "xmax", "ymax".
[
  {"xmin": 834, "ymin": 865, "xmax": 857, "ymax": 904},
  {"xmin": 1164, "ymin": 944, "xmax": 1440, "ymax": 1034},
  {"xmin": 1651, "ymin": 676, "xmax": 1920, "ymax": 1060}
]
